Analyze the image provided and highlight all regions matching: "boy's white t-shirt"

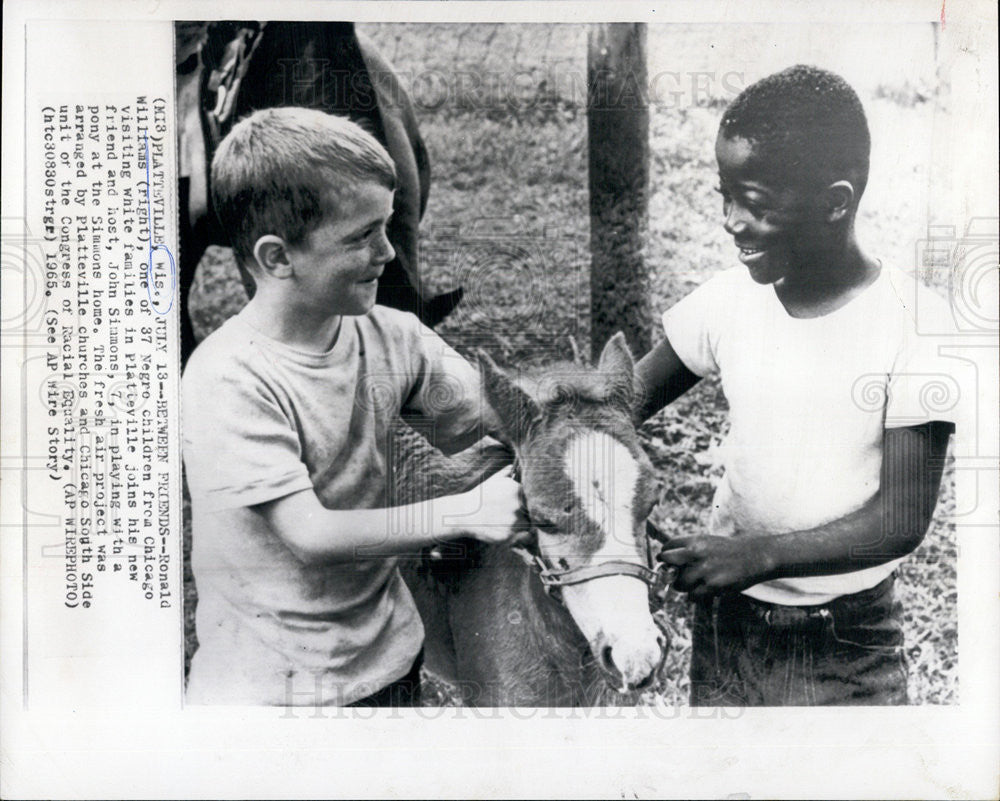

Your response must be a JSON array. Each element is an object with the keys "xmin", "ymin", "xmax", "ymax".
[
  {"xmin": 662, "ymin": 266, "xmax": 959, "ymax": 605},
  {"xmin": 182, "ymin": 305, "xmax": 486, "ymax": 705}
]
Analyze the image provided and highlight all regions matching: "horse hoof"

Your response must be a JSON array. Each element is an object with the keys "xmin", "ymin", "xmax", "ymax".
[{"xmin": 423, "ymin": 287, "xmax": 464, "ymax": 327}]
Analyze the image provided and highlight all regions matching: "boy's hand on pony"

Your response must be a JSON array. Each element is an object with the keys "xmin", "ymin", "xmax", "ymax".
[
  {"xmin": 445, "ymin": 470, "xmax": 529, "ymax": 546},
  {"xmin": 658, "ymin": 534, "xmax": 776, "ymax": 600}
]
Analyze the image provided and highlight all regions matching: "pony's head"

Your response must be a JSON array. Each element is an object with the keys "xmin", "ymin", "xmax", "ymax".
[{"xmin": 480, "ymin": 333, "xmax": 667, "ymax": 692}]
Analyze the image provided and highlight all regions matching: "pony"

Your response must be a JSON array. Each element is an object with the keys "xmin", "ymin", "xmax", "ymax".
[
  {"xmin": 395, "ymin": 333, "xmax": 670, "ymax": 706},
  {"xmin": 176, "ymin": 21, "xmax": 463, "ymax": 363}
]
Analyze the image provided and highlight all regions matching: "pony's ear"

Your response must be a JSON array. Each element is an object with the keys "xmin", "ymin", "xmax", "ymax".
[
  {"xmin": 596, "ymin": 332, "xmax": 636, "ymax": 410},
  {"xmin": 478, "ymin": 352, "xmax": 541, "ymax": 445}
]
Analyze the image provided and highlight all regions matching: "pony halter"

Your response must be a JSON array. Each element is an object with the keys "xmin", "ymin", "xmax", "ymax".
[{"xmin": 508, "ymin": 481, "xmax": 672, "ymax": 608}]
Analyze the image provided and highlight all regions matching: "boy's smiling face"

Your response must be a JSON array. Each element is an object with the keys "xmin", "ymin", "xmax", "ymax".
[
  {"xmin": 284, "ymin": 181, "xmax": 396, "ymax": 317},
  {"xmin": 714, "ymin": 133, "xmax": 822, "ymax": 285}
]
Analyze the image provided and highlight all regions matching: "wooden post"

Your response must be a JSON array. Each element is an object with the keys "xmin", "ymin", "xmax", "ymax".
[{"xmin": 587, "ymin": 23, "xmax": 650, "ymax": 362}]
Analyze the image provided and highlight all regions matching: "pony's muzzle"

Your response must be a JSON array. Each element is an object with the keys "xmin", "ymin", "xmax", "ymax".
[{"xmin": 594, "ymin": 630, "xmax": 667, "ymax": 693}]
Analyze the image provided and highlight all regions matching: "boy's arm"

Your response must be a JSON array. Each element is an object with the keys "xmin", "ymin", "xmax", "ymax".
[
  {"xmin": 660, "ymin": 421, "xmax": 953, "ymax": 599},
  {"xmin": 637, "ymin": 270, "xmax": 735, "ymax": 423},
  {"xmin": 398, "ymin": 318, "xmax": 496, "ymax": 455},
  {"xmin": 255, "ymin": 470, "xmax": 525, "ymax": 565},
  {"xmin": 633, "ymin": 337, "xmax": 702, "ymax": 424}
]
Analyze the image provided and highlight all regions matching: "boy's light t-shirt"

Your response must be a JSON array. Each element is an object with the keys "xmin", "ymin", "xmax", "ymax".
[
  {"xmin": 662, "ymin": 266, "xmax": 959, "ymax": 605},
  {"xmin": 182, "ymin": 305, "xmax": 486, "ymax": 705}
]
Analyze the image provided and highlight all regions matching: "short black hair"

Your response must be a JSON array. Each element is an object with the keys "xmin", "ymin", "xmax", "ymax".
[{"xmin": 720, "ymin": 65, "xmax": 871, "ymax": 198}]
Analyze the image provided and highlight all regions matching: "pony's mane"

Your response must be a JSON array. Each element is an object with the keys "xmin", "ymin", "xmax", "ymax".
[
  {"xmin": 390, "ymin": 419, "xmax": 504, "ymax": 592},
  {"xmin": 395, "ymin": 358, "xmax": 633, "ymax": 594},
  {"xmin": 516, "ymin": 361, "xmax": 633, "ymax": 409}
]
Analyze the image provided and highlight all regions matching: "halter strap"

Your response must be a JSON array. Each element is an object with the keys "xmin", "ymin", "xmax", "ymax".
[
  {"xmin": 491, "ymin": 432, "xmax": 673, "ymax": 689},
  {"xmin": 509, "ymin": 453, "xmax": 672, "ymax": 606},
  {"xmin": 536, "ymin": 559, "xmax": 663, "ymax": 589}
]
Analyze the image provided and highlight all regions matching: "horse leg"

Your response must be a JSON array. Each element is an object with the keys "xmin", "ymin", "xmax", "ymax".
[
  {"xmin": 178, "ymin": 176, "xmax": 203, "ymax": 366},
  {"xmin": 358, "ymin": 30, "xmax": 464, "ymax": 327},
  {"xmin": 420, "ymin": 286, "xmax": 465, "ymax": 328},
  {"xmin": 375, "ymin": 255, "xmax": 420, "ymax": 317},
  {"xmin": 177, "ymin": 51, "xmax": 218, "ymax": 366}
]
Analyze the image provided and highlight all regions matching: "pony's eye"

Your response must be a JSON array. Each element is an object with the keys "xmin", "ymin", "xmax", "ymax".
[
  {"xmin": 528, "ymin": 508, "xmax": 553, "ymax": 527},
  {"xmin": 530, "ymin": 506, "xmax": 569, "ymax": 530},
  {"xmin": 548, "ymin": 389, "xmax": 577, "ymax": 414}
]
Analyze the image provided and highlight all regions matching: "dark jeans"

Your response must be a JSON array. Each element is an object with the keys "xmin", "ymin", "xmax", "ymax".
[
  {"xmin": 347, "ymin": 651, "xmax": 423, "ymax": 708},
  {"xmin": 690, "ymin": 575, "xmax": 908, "ymax": 706}
]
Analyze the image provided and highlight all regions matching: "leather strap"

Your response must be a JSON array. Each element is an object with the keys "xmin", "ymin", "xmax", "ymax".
[
  {"xmin": 505, "ymin": 452, "xmax": 671, "ymax": 606},
  {"xmin": 537, "ymin": 559, "xmax": 662, "ymax": 589}
]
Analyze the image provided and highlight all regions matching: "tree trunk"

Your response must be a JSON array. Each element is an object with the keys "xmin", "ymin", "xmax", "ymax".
[{"xmin": 587, "ymin": 23, "xmax": 650, "ymax": 362}]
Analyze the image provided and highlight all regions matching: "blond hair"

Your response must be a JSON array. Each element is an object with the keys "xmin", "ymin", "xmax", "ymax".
[{"xmin": 211, "ymin": 107, "xmax": 396, "ymax": 267}]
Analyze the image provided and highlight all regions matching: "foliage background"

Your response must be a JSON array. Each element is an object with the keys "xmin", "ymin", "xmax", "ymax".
[{"xmin": 185, "ymin": 22, "xmax": 957, "ymax": 705}]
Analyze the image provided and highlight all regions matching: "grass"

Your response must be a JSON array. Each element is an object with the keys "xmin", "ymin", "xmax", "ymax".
[{"xmin": 184, "ymin": 22, "xmax": 957, "ymax": 706}]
